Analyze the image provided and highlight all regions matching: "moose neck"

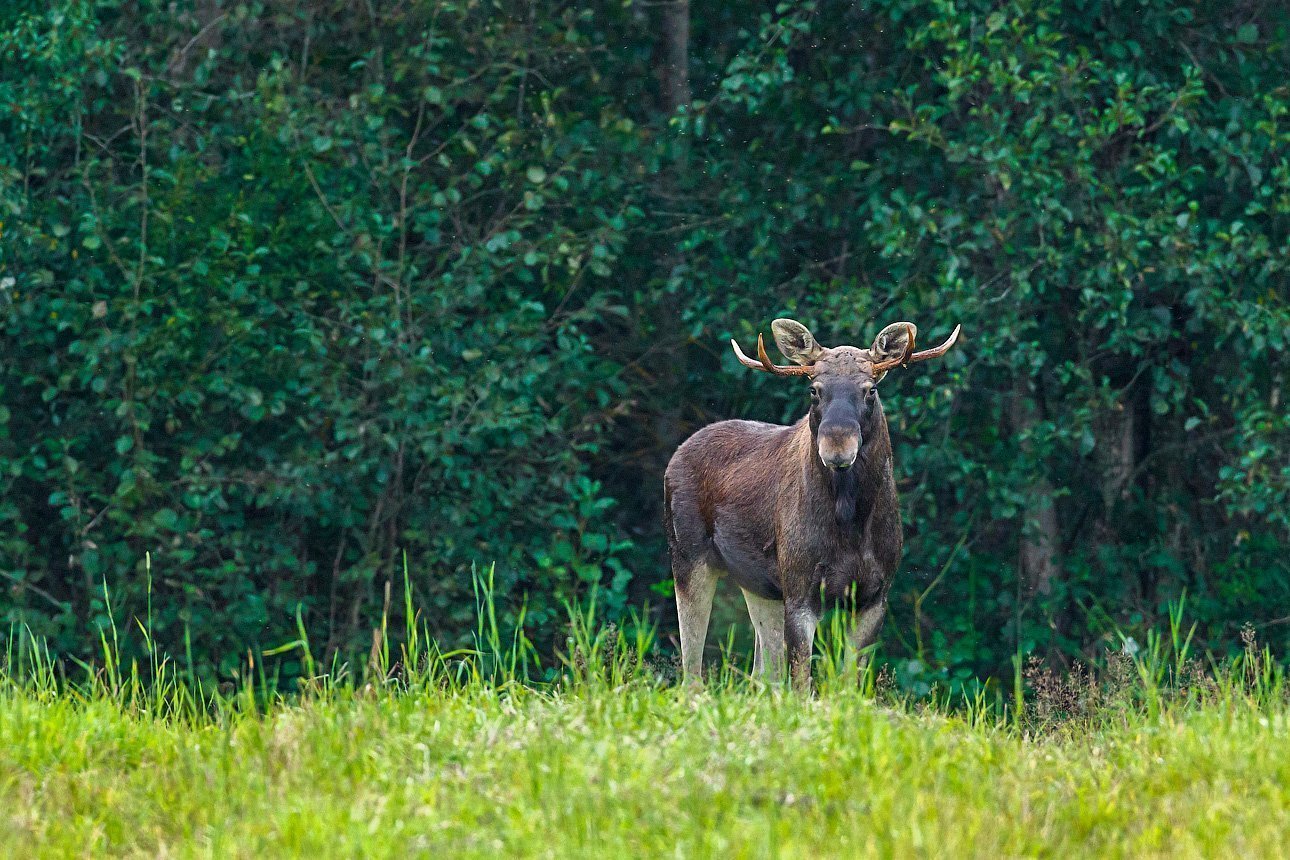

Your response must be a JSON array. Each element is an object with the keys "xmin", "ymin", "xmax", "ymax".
[{"xmin": 802, "ymin": 399, "xmax": 889, "ymax": 528}]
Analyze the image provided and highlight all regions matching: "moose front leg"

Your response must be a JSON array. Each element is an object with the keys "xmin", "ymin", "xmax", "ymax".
[{"xmin": 784, "ymin": 599, "xmax": 819, "ymax": 695}]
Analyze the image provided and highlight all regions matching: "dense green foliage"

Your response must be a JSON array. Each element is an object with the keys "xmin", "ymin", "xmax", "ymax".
[{"xmin": 1, "ymin": 0, "xmax": 1287, "ymax": 683}]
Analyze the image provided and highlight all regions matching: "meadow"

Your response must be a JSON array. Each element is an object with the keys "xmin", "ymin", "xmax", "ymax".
[{"xmin": 2, "ymin": 589, "xmax": 1287, "ymax": 859}]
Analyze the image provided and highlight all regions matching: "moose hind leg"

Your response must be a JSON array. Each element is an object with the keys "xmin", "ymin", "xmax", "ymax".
[
  {"xmin": 676, "ymin": 563, "xmax": 719, "ymax": 682},
  {"xmin": 849, "ymin": 597, "xmax": 888, "ymax": 681},
  {"xmin": 741, "ymin": 589, "xmax": 785, "ymax": 683}
]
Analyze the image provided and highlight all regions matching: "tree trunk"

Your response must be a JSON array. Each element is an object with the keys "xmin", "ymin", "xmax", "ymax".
[
  {"xmin": 1011, "ymin": 382, "xmax": 1061, "ymax": 597},
  {"xmin": 651, "ymin": 0, "xmax": 692, "ymax": 460},
  {"xmin": 1020, "ymin": 482, "xmax": 1060, "ymax": 597},
  {"xmin": 1096, "ymin": 379, "xmax": 1153, "ymax": 603},
  {"xmin": 658, "ymin": 1, "xmax": 691, "ymax": 114}
]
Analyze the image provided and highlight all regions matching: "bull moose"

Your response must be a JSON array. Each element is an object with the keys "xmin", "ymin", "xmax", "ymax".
[{"xmin": 663, "ymin": 318, "xmax": 960, "ymax": 692}]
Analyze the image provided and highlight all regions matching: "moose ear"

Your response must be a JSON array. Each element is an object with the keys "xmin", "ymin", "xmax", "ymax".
[
  {"xmin": 871, "ymin": 322, "xmax": 917, "ymax": 366},
  {"xmin": 771, "ymin": 319, "xmax": 825, "ymax": 366}
]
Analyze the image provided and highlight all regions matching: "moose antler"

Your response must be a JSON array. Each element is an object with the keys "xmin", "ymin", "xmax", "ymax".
[
  {"xmin": 871, "ymin": 324, "xmax": 961, "ymax": 373},
  {"xmin": 730, "ymin": 333, "xmax": 816, "ymax": 376}
]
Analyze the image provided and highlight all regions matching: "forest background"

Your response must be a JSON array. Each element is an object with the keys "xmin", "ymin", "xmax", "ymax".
[{"xmin": 1, "ymin": 0, "xmax": 1287, "ymax": 689}]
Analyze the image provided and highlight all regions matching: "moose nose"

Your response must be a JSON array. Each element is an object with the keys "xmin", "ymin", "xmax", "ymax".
[{"xmin": 818, "ymin": 428, "xmax": 859, "ymax": 471}]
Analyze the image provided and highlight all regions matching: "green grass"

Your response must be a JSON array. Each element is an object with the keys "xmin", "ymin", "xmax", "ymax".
[
  {"xmin": 2, "ymin": 673, "xmax": 1288, "ymax": 857},
  {"xmin": 2, "ymin": 577, "xmax": 1287, "ymax": 858}
]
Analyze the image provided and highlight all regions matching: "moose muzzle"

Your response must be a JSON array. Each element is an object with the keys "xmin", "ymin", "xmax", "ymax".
[{"xmin": 817, "ymin": 423, "xmax": 860, "ymax": 471}]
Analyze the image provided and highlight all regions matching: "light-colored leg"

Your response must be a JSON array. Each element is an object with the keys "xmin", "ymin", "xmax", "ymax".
[
  {"xmin": 785, "ymin": 601, "xmax": 819, "ymax": 695},
  {"xmin": 677, "ymin": 563, "xmax": 719, "ymax": 681},
  {"xmin": 849, "ymin": 598, "xmax": 887, "ymax": 682},
  {"xmin": 741, "ymin": 589, "xmax": 785, "ymax": 682}
]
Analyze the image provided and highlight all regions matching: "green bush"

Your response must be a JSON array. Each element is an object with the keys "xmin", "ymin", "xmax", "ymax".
[
  {"xmin": 1, "ymin": 0, "xmax": 1287, "ymax": 684},
  {"xmin": 0, "ymin": 1, "xmax": 638, "ymax": 678}
]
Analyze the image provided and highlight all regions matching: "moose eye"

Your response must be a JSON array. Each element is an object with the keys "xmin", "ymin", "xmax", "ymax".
[
  {"xmin": 865, "ymin": 388, "xmax": 877, "ymax": 401},
  {"xmin": 809, "ymin": 387, "xmax": 821, "ymax": 402}
]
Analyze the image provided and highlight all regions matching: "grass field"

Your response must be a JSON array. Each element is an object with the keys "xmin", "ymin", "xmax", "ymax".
[
  {"xmin": 2, "ymin": 588, "xmax": 1287, "ymax": 858},
  {"xmin": 2, "ymin": 672, "xmax": 1289, "ymax": 857}
]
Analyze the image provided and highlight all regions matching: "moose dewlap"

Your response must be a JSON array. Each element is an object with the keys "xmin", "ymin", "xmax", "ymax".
[{"xmin": 663, "ymin": 318, "xmax": 961, "ymax": 692}]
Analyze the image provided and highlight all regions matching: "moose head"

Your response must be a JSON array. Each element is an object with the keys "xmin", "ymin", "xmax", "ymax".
[{"xmin": 731, "ymin": 319, "xmax": 961, "ymax": 471}]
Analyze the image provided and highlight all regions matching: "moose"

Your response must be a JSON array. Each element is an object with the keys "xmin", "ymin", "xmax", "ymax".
[{"xmin": 664, "ymin": 317, "xmax": 960, "ymax": 692}]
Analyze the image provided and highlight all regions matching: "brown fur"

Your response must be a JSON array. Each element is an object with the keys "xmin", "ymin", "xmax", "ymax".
[{"xmin": 664, "ymin": 338, "xmax": 908, "ymax": 691}]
